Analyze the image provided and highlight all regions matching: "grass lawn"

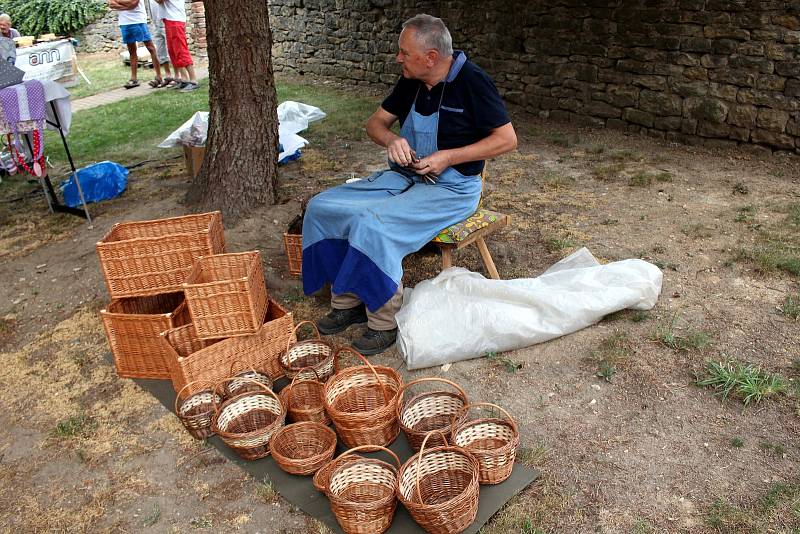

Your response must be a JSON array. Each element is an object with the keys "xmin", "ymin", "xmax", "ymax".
[
  {"xmin": 69, "ymin": 53, "xmax": 153, "ymax": 99},
  {"xmin": 45, "ymin": 78, "xmax": 381, "ymax": 177}
]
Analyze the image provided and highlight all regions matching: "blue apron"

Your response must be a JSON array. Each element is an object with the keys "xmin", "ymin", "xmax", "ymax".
[{"xmin": 302, "ymin": 52, "xmax": 482, "ymax": 312}]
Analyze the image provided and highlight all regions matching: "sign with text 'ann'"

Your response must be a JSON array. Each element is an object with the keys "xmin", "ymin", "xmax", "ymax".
[{"xmin": 17, "ymin": 39, "xmax": 77, "ymax": 87}]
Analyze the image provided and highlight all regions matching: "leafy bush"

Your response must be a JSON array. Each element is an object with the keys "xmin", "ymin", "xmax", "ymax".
[{"xmin": 0, "ymin": 0, "xmax": 107, "ymax": 36}]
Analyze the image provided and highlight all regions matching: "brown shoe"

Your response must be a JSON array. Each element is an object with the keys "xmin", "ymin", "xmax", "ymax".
[
  {"xmin": 351, "ymin": 327, "xmax": 397, "ymax": 356},
  {"xmin": 316, "ymin": 304, "xmax": 367, "ymax": 335}
]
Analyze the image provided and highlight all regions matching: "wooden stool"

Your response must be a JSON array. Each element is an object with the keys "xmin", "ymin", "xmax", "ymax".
[{"xmin": 431, "ymin": 209, "xmax": 510, "ymax": 280}]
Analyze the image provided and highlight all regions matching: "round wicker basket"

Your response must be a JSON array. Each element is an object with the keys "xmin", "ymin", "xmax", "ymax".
[
  {"xmin": 450, "ymin": 403, "xmax": 519, "ymax": 485},
  {"xmin": 280, "ymin": 321, "xmax": 335, "ymax": 380},
  {"xmin": 271, "ymin": 422, "xmax": 337, "ymax": 475},
  {"xmin": 175, "ymin": 380, "xmax": 220, "ymax": 440},
  {"xmin": 396, "ymin": 377, "xmax": 468, "ymax": 452}
]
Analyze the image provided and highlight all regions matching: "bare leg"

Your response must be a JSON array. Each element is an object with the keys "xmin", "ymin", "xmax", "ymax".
[
  {"xmin": 126, "ymin": 42, "xmax": 138, "ymax": 81},
  {"xmin": 186, "ymin": 64, "xmax": 197, "ymax": 83},
  {"xmin": 143, "ymin": 41, "xmax": 162, "ymax": 79},
  {"xmin": 162, "ymin": 62, "xmax": 172, "ymax": 78}
]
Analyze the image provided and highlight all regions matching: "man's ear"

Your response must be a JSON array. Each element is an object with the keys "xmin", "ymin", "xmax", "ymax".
[{"xmin": 425, "ymin": 49, "xmax": 439, "ymax": 67}]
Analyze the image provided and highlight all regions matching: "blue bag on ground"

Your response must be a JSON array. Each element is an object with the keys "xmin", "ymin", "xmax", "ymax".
[{"xmin": 61, "ymin": 161, "xmax": 128, "ymax": 207}]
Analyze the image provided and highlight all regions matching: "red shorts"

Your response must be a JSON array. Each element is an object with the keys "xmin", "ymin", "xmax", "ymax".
[{"xmin": 164, "ymin": 20, "xmax": 193, "ymax": 68}]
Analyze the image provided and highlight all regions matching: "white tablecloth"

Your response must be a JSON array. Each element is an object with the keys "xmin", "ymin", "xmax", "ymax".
[{"xmin": 42, "ymin": 79, "xmax": 72, "ymax": 134}]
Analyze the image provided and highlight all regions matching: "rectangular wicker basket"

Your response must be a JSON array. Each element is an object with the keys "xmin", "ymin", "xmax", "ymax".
[
  {"xmin": 101, "ymin": 292, "xmax": 191, "ymax": 379},
  {"xmin": 283, "ymin": 233, "xmax": 302, "ymax": 276},
  {"xmin": 162, "ymin": 299, "xmax": 295, "ymax": 395},
  {"xmin": 96, "ymin": 211, "xmax": 225, "ymax": 299},
  {"xmin": 182, "ymin": 250, "xmax": 268, "ymax": 340}
]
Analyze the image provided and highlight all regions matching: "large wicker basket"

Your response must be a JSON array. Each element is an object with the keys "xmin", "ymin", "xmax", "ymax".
[
  {"xmin": 324, "ymin": 348, "xmax": 402, "ymax": 447},
  {"xmin": 283, "ymin": 233, "xmax": 302, "ymax": 276},
  {"xmin": 325, "ymin": 445, "xmax": 401, "ymax": 534},
  {"xmin": 182, "ymin": 251, "xmax": 268, "ymax": 340},
  {"xmin": 162, "ymin": 299, "xmax": 295, "ymax": 395},
  {"xmin": 101, "ymin": 292, "xmax": 190, "ymax": 379},
  {"xmin": 396, "ymin": 377, "xmax": 468, "ymax": 452},
  {"xmin": 396, "ymin": 431, "xmax": 480, "ymax": 534},
  {"xmin": 96, "ymin": 211, "xmax": 224, "ymax": 299}
]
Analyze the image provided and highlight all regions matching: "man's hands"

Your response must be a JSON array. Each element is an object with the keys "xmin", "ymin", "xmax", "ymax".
[
  {"xmin": 411, "ymin": 150, "xmax": 452, "ymax": 179},
  {"xmin": 386, "ymin": 137, "xmax": 416, "ymax": 167},
  {"xmin": 386, "ymin": 138, "xmax": 452, "ymax": 183}
]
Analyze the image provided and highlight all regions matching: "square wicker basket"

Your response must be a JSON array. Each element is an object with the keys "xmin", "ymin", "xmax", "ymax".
[
  {"xmin": 96, "ymin": 211, "xmax": 225, "ymax": 299},
  {"xmin": 101, "ymin": 292, "xmax": 191, "ymax": 379},
  {"xmin": 161, "ymin": 299, "xmax": 295, "ymax": 395},
  {"xmin": 283, "ymin": 233, "xmax": 302, "ymax": 276},
  {"xmin": 182, "ymin": 250, "xmax": 268, "ymax": 340}
]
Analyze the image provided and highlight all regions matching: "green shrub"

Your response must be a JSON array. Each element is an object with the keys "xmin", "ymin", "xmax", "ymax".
[{"xmin": 0, "ymin": 0, "xmax": 107, "ymax": 36}]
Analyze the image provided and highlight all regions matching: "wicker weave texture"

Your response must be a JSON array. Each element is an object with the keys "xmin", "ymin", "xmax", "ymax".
[
  {"xmin": 397, "ymin": 433, "xmax": 480, "ymax": 534},
  {"xmin": 280, "ymin": 368, "xmax": 330, "ymax": 425},
  {"xmin": 101, "ymin": 292, "xmax": 190, "ymax": 379},
  {"xmin": 175, "ymin": 380, "xmax": 220, "ymax": 440},
  {"xmin": 450, "ymin": 403, "xmax": 519, "ymax": 485},
  {"xmin": 97, "ymin": 212, "xmax": 224, "ymax": 298},
  {"xmin": 211, "ymin": 379, "xmax": 285, "ymax": 460},
  {"xmin": 281, "ymin": 321, "xmax": 335, "ymax": 380},
  {"xmin": 326, "ymin": 446, "xmax": 401, "ymax": 534},
  {"xmin": 163, "ymin": 299, "xmax": 295, "ymax": 395},
  {"xmin": 324, "ymin": 349, "xmax": 402, "ymax": 447},
  {"xmin": 283, "ymin": 233, "xmax": 302, "ymax": 276},
  {"xmin": 397, "ymin": 378, "xmax": 468, "ymax": 452},
  {"xmin": 271, "ymin": 422, "xmax": 336, "ymax": 475},
  {"xmin": 225, "ymin": 370, "xmax": 273, "ymax": 399},
  {"xmin": 183, "ymin": 251, "xmax": 268, "ymax": 340}
]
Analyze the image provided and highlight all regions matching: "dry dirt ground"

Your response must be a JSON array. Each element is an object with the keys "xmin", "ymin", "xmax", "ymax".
[{"xmin": 0, "ymin": 105, "xmax": 798, "ymax": 533}]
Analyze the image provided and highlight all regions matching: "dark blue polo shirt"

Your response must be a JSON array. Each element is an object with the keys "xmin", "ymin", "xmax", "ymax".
[{"xmin": 381, "ymin": 53, "xmax": 511, "ymax": 176}]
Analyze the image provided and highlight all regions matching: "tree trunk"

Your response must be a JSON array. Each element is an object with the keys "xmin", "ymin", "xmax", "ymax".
[{"xmin": 186, "ymin": 0, "xmax": 279, "ymax": 222}]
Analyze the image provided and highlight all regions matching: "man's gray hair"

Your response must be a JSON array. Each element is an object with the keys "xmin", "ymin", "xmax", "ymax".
[
  {"xmin": 0, "ymin": 14, "xmax": 11, "ymax": 24},
  {"xmin": 402, "ymin": 14, "xmax": 453, "ymax": 56}
]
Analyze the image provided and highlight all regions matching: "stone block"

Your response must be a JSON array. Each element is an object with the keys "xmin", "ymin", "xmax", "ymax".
[
  {"xmin": 752, "ymin": 28, "xmax": 784, "ymax": 41},
  {"xmin": 786, "ymin": 79, "xmax": 800, "ymax": 97},
  {"xmin": 728, "ymin": 126, "xmax": 750, "ymax": 141},
  {"xmin": 708, "ymin": 68, "xmax": 756, "ymax": 87},
  {"xmin": 697, "ymin": 121, "xmax": 731, "ymax": 137},
  {"xmin": 700, "ymin": 54, "xmax": 728, "ymax": 68},
  {"xmin": 623, "ymin": 107, "xmax": 655, "ymax": 127},
  {"xmin": 617, "ymin": 59, "xmax": 654, "ymax": 74},
  {"xmin": 598, "ymin": 69, "xmax": 628, "ymax": 84},
  {"xmin": 681, "ymin": 118, "xmax": 698, "ymax": 134},
  {"xmin": 631, "ymin": 74, "xmax": 668, "ymax": 91},
  {"xmin": 685, "ymin": 96, "xmax": 729, "ymax": 123},
  {"xmin": 654, "ymin": 116, "xmax": 683, "ymax": 131},
  {"xmin": 707, "ymin": 0, "xmax": 747, "ymax": 10},
  {"xmin": 681, "ymin": 37, "xmax": 713, "ymax": 53},
  {"xmin": 756, "ymin": 108, "xmax": 790, "ymax": 131},
  {"xmin": 737, "ymin": 88, "xmax": 799, "ymax": 111},
  {"xmin": 730, "ymin": 55, "xmax": 775, "ymax": 74},
  {"xmin": 586, "ymin": 100, "xmax": 622, "ymax": 118},
  {"xmin": 639, "ymin": 90, "xmax": 683, "ymax": 116},
  {"xmin": 670, "ymin": 52, "xmax": 701, "ymax": 66},
  {"xmin": 683, "ymin": 66, "xmax": 708, "ymax": 80},
  {"xmin": 653, "ymin": 63, "xmax": 686, "ymax": 77},
  {"xmin": 785, "ymin": 31, "xmax": 800, "ymax": 44},
  {"xmin": 712, "ymin": 39, "xmax": 738, "ymax": 55},
  {"xmin": 765, "ymin": 43, "xmax": 792, "ymax": 61},
  {"xmin": 773, "ymin": 15, "xmax": 800, "ymax": 30},
  {"xmin": 604, "ymin": 85, "xmax": 639, "ymax": 107},
  {"xmin": 704, "ymin": 26, "xmax": 750, "ymax": 40},
  {"xmin": 728, "ymin": 104, "xmax": 758, "ymax": 128},
  {"xmin": 737, "ymin": 41, "xmax": 764, "ymax": 56},
  {"xmin": 751, "ymin": 128, "xmax": 796, "ymax": 149},
  {"xmin": 787, "ymin": 119, "xmax": 800, "ymax": 136},
  {"xmin": 775, "ymin": 61, "xmax": 800, "ymax": 77},
  {"xmin": 756, "ymin": 75, "xmax": 785, "ymax": 91},
  {"xmin": 607, "ymin": 118, "xmax": 628, "ymax": 130},
  {"xmin": 670, "ymin": 79, "xmax": 709, "ymax": 97}
]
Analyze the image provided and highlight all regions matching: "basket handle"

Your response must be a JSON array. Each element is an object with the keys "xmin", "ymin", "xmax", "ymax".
[
  {"xmin": 211, "ymin": 376, "xmax": 274, "ymax": 412},
  {"xmin": 456, "ymin": 402, "xmax": 518, "ymax": 433},
  {"xmin": 334, "ymin": 445, "xmax": 401, "ymax": 471},
  {"xmin": 285, "ymin": 366, "xmax": 322, "ymax": 410},
  {"xmin": 174, "ymin": 379, "xmax": 216, "ymax": 415},
  {"xmin": 287, "ymin": 320, "xmax": 321, "ymax": 352},
  {"xmin": 395, "ymin": 377, "xmax": 468, "ymax": 419},
  {"xmin": 332, "ymin": 347, "xmax": 390, "ymax": 404},
  {"xmin": 415, "ymin": 430, "xmax": 450, "ymax": 503}
]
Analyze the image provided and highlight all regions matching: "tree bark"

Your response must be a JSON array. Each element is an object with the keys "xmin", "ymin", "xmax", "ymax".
[{"xmin": 186, "ymin": 0, "xmax": 279, "ymax": 223}]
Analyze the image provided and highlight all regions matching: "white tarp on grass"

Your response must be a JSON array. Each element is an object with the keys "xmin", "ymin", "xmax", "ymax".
[{"xmin": 397, "ymin": 248, "xmax": 663, "ymax": 370}]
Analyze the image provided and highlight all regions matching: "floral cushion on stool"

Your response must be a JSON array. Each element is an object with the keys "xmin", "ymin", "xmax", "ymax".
[{"xmin": 432, "ymin": 208, "xmax": 500, "ymax": 244}]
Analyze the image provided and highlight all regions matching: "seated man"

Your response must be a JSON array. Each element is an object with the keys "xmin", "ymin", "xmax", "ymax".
[{"xmin": 302, "ymin": 13, "xmax": 517, "ymax": 355}]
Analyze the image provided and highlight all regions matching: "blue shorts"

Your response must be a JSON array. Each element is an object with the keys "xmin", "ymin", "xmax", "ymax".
[{"xmin": 120, "ymin": 23, "xmax": 151, "ymax": 44}]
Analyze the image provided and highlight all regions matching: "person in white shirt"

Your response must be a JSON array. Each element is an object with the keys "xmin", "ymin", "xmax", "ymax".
[
  {"xmin": 108, "ymin": 0, "xmax": 163, "ymax": 89},
  {"xmin": 155, "ymin": 0, "xmax": 199, "ymax": 92},
  {"xmin": 147, "ymin": 0, "xmax": 172, "ymax": 87}
]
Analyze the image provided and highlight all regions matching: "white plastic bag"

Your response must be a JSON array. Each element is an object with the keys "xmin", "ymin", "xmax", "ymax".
[
  {"xmin": 396, "ymin": 248, "xmax": 663, "ymax": 370},
  {"xmin": 158, "ymin": 111, "xmax": 208, "ymax": 148}
]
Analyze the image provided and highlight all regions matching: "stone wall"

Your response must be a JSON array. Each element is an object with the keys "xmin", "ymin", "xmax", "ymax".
[
  {"xmin": 75, "ymin": 1, "xmax": 207, "ymax": 59},
  {"xmin": 269, "ymin": 0, "xmax": 800, "ymax": 153}
]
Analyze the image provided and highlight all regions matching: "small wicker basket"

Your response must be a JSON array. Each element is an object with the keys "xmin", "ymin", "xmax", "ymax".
[
  {"xmin": 270, "ymin": 422, "xmax": 337, "ymax": 475},
  {"xmin": 279, "ymin": 367, "xmax": 330, "ymax": 425},
  {"xmin": 280, "ymin": 321, "xmax": 335, "ymax": 381},
  {"xmin": 223, "ymin": 369, "xmax": 273, "ymax": 399},
  {"xmin": 174, "ymin": 380, "xmax": 220, "ymax": 440},
  {"xmin": 325, "ymin": 445, "xmax": 401, "ymax": 534},
  {"xmin": 182, "ymin": 251, "xmax": 268, "ymax": 340},
  {"xmin": 450, "ymin": 403, "xmax": 519, "ymax": 485},
  {"xmin": 396, "ymin": 377, "xmax": 468, "ymax": 452},
  {"xmin": 283, "ymin": 232, "xmax": 302, "ymax": 276},
  {"xmin": 211, "ymin": 378, "xmax": 285, "ymax": 460},
  {"xmin": 324, "ymin": 348, "xmax": 402, "ymax": 448},
  {"xmin": 397, "ymin": 431, "xmax": 480, "ymax": 534}
]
